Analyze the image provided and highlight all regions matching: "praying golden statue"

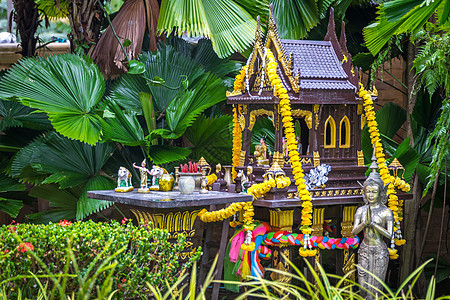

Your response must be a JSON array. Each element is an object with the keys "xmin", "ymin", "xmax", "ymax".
[{"xmin": 352, "ymin": 153, "xmax": 393, "ymax": 299}]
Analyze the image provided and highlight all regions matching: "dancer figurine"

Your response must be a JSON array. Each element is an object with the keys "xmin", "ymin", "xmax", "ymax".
[
  {"xmin": 352, "ymin": 152, "xmax": 393, "ymax": 299},
  {"xmin": 133, "ymin": 159, "xmax": 151, "ymax": 193}
]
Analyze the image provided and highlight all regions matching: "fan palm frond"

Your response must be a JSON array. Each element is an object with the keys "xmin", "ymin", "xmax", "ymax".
[
  {"xmin": 157, "ymin": 0, "xmax": 268, "ymax": 58},
  {"xmin": 148, "ymin": 145, "xmax": 191, "ymax": 165},
  {"xmin": 272, "ymin": 0, "xmax": 318, "ymax": 40},
  {"xmin": 0, "ymin": 173, "xmax": 26, "ymax": 192},
  {"xmin": 0, "ymin": 54, "xmax": 105, "ymax": 145},
  {"xmin": 77, "ymin": 175, "xmax": 115, "ymax": 220},
  {"xmin": 28, "ymin": 184, "xmax": 80, "ymax": 222},
  {"xmin": 163, "ymin": 73, "xmax": 227, "ymax": 138},
  {"xmin": 0, "ymin": 197, "xmax": 23, "ymax": 218},
  {"xmin": 184, "ymin": 115, "xmax": 233, "ymax": 164},
  {"xmin": 102, "ymin": 100, "xmax": 146, "ymax": 147},
  {"xmin": 11, "ymin": 132, "xmax": 115, "ymax": 185},
  {"xmin": 11, "ymin": 132, "xmax": 116, "ymax": 221},
  {"xmin": 363, "ymin": 0, "xmax": 446, "ymax": 55},
  {"xmin": 0, "ymin": 100, "xmax": 51, "ymax": 131},
  {"xmin": 108, "ymin": 46, "xmax": 204, "ymax": 112}
]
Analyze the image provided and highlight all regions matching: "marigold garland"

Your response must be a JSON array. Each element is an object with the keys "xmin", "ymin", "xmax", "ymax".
[
  {"xmin": 264, "ymin": 49, "xmax": 315, "ymax": 256},
  {"xmin": 198, "ymin": 175, "xmax": 291, "ymax": 232},
  {"xmin": 358, "ymin": 84, "xmax": 410, "ymax": 259},
  {"xmin": 233, "ymin": 66, "xmax": 247, "ymax": 92},
  {"xmin": 232, "ymin": 105, "xmax": 243, "ymax": 180}
]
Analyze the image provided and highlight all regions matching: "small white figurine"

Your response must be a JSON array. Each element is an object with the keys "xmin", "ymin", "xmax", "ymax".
[{"xmin": 115, "ymin": 167, "xmax": 134, "ymax": 192}]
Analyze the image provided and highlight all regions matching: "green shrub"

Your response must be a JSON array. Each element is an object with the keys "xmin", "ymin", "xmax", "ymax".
[{"xmin": 0, "ymin": 220, "xmax": 200, "ymax": 299}]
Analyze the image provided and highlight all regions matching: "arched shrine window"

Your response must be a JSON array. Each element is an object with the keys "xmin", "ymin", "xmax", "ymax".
[
  {"xmin": 324, "ymin": 116, "xmax": 336, "ymax": 148},
  {"xmin": 339, "ymin": 115, "xmax": 351, "ymax": 148}
]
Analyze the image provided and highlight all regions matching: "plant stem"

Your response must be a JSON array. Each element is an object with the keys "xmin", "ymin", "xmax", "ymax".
[
  {"xmin": 419, "ymin": 171, "xmax": 440, "ymax": 260},
  {"xmin": 383, "ymin": 67, "xmax": 408, "ymax": 90},
  {"xmin": 434, "ymin": 156, "xmax": 447, "ymax": 277},
  {"xmin": 363, "ymin": 72, "xmax": 407, "ymax": 95},
  {"xmin": 96, "ymin": 0, "xmax": 130, "ymax": 63}
]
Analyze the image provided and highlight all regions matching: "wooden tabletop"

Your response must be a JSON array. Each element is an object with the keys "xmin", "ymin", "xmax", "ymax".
[{"xmin": 87, "ymin": 189, "xmax": 253, "ymax": 209}]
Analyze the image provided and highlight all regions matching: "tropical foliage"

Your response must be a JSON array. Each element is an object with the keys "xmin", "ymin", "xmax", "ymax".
[
  {"xmin": 0, "ymin": 220, "xmax": 200, "ymax": 299},
  {"xmin": 364, "ymin": 0, "xmax": 450, "ymax": 55},
  {"xmin": 411, "ymin": 29, "xmax": 450, "ymax": 194},
  {"xmin": 0, "ymin": 54, "xmax": 105, "ymax": 145},
  {"xmin": 0, "ymin": 31, "xmax": 241, "ymax": 221}
]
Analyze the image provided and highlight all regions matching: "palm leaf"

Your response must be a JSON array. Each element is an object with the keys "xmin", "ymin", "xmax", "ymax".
[
  {"xmin": 272, "ymin": 0, "xmax": 318, "ymax": 40},
  {"xmin": 164, "ymin": 73, "xmax": 227, "ymax": 138},
  {"xmin": 92, "ymin": 0, "xmax": 150, "ymax": 75},
  {"xmin": 163, "ymin": 37, "xmax": 242, "ymax": 89},
  {"xmin": 0, "ymin": 100, "xmax": 50, "ymax": 131},
  {"xmin": 28, "ymin": 184, "xmax": 80, "ymax": 223},
  {"xmin": 374, "ymin": 102, "xmax": 406, "ymax": 139},
  {"xmin": 0, "ymin": 54, "xmax": 105, "ymax": 145},
  {"xmin": 234, "ymin": 0, "xmax": 269, "ymax": 19},
  {"xmin": 139, "ymin": 92, "xmax": 156, "ymax": 135},
  {"xmin": 157, "ymin": 0, "xmax": 266, "ymax": 58},
  {"xmin": 102, "ymin": 100, "xmax": 146, "ymax": 147},
  {"xmin": 364, "ymin": 0, "xmax": 444, "ymax": 55},
  {"xmin": 0, "ymin": 197, "xmax": 23, "ymax": 218},
  {"xmin": 77, "ymin": 175, "xmax": 115, "ymax": 220},
  {"xmin": 11, "ymin": 132, "xmax": 115, "ymax": 186},
  {"xmin": 391, "ymin": 137, "xmax": 419, "ymax": 182},
  {"xmin": 148, "ymin": 145, "xmax": 191, "ymax": 165},
  {"xmin": 108, "ymin": 46, "xmax": 204, "ymax": 113},
  {"xmin": 184, "ymin": 115, "xmax": 233, "ymax": 164},
  {"xmin": 0, "ymin": 173, "xmax": 26, "ymax": 192}
]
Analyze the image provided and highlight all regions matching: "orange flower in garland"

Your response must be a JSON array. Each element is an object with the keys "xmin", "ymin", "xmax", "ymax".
[
  {"xmin": 232, "ymin": 105, "xmax": 243, "ymax": 180},
  {"xmin": 358, "ymin": 84, "xmax": 410, "ymax": 258},
  {"xmin": 233, "ymin": 66, "xmax": 248, "ymax": 92},
  {"xmin": 265, "ymin": 48, "xmax": 315, "ymax": 255}
]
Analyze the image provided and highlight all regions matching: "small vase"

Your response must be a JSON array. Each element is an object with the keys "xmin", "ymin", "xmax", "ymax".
[
  {"xmin": 223, "ymin": 165, "xmax": 232, "ymax": 187},
  {"xmin": 159, "ymin": 173, "xmax": 175, "ymax": 191},
  {"xmin": 179, "ymin": 176, "xmax": 195, "ymax": 194},
  {"xmin": 179, "ymin": 172, "xmax": 202, "ymax": 188}
]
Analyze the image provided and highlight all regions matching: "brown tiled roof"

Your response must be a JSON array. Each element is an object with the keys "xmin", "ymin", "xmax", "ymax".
[
  {"xmin": 280, "ymin": 39, "xmax": 356, "ymax": 91},
  {"xmin": 299, "ymin": 80, "xmax": 356, "ymax": 90},
  {"xmin": 281, "ymin": 40, "xmax": 347, "ymax": 79}
]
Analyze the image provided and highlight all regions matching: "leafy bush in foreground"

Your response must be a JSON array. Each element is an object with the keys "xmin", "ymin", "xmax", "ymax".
[{"xmin": 0, "ymin": 220, "xmax": 200, "ymax": 299}]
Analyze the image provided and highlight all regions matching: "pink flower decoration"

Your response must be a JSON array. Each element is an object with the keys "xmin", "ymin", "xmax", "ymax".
[{"xmin": 59, "ymin": 220, "xmax": 72, "ymax": 227}]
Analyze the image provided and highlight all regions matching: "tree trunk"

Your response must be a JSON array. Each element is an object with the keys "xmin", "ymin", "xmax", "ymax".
[
  {"xmin": 67, "ymin": 0, "xmax": 104, "ymax": 55},
  {"xmin": 400, "ymin": 41, "xmax": 417, "ymax": 279},
  {"xmin": 13, "ymin": 0, "xmax": 40, "ymax": 57},
  {"xmin": 400, "ymin": 40, "xmax": 427, "ymax": 295}
]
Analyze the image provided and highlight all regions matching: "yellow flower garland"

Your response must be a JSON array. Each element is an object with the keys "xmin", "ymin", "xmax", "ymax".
[
  {"xmin": 265, "ymin": 49, "xmax": 314, "ymax": 234},
  {"xmin": 264, "ymin": 49, "xmax": 315, "ymax": 257},
  {"xmin": 233, "ymin": 66, "xmax": 247, "ymax": 92},
  {"xmin": 357, "ymin": 84, "xmax": 410, "ymax": 258},
  {"xmin": 198, "ymin": 175, "xmax": 291, "ymax": 229},
  {"xmin": 232, "ymin": 105, "xmax": 243, "ymax": 180}
]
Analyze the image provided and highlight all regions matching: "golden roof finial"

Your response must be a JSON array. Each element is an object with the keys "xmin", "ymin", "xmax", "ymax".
[
  {"xmin": 388, "ymin": 158, "xmax": 405, "ymax": 178},
  {"xmin": 197, "ymin": 157, "xmax": 209, "ymax": 167},
  {"xmin": 268, "ymin": 161, "xmax": 285, "ymax": 175}
]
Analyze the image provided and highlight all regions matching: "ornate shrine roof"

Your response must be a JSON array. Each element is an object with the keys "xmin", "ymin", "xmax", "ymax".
[{"xmin": 227, "ymin": 6, "xmax": 361, "ymax": 104}]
